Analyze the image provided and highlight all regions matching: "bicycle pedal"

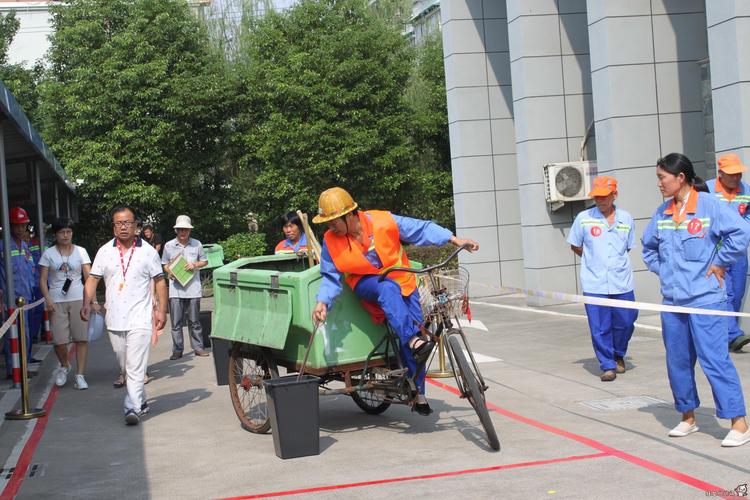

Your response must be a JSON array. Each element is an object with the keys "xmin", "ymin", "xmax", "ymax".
[{"xmin": 386, "ymin": 368, "xmax": 408, "ymax": 378}]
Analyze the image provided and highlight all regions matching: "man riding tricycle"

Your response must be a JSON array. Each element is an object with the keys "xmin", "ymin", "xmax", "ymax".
[{"xmin": 212, "ymin": 187, "xmax": 499, "ymax": 451}]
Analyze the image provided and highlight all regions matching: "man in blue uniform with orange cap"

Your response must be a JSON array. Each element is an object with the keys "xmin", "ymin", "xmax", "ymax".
[
  {"xmin": 568, "ymin": 176, "xmax": 638, "ymax": 382},
  {"xmin": 707, "ymin": 153, "xmax": 750, "ymax": 352}
]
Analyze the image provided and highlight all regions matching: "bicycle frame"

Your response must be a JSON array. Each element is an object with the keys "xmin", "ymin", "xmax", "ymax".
[{"xmin": 379, "ymin": 245, "xmax": 490, "ymax": 393}]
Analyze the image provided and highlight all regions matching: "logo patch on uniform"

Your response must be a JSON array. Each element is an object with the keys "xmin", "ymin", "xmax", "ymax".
[
  {"xmin": 687, "ymin": 218, "xmax": 703, "ymax": 234},
  {"xmin": 590, "ymin": 226, "xmax": 602, "ymax": 237},
  {"xmin": 739, "ymin": 204, "xmax": 747, "ymax": 216}
]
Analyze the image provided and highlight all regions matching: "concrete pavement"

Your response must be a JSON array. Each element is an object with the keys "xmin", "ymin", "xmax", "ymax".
[{"xmin": 0, "ymin": 294, "xmax": 748, "ymax": 499}]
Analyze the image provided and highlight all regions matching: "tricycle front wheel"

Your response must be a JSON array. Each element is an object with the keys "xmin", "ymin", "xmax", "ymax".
[
  {"xmin": 447, "ymin": 333, "xmax": 500, "ymax": 451},
  {"xmin": 228, "ymin": 343, "xmax": 278, "ymax": 433}
]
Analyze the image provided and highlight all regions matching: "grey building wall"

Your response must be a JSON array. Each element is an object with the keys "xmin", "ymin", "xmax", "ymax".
[
  {"xmin": 707, "ymin": 2, "xmax": 750, "ymax": 167},
  {"xmin": 586, "ymin": 0, "xmax": 708, "ymax": 304},
  {"xmin": 506, "ymin": 0, "xmax": 594, "ymax": 305},
  {"xmin": 442, "ymin": 0, "xmax": 520, "ymax": 297},
  {"xmin": 441, "ymin": 0, "xmax": 734, "ymax": 307},
  {"xmin": 706, "ymin": 0, "xmax": 750, "ymax": 326}
]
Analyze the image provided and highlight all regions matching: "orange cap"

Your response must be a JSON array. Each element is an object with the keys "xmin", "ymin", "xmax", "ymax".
[
  {"xmin": 588, "ymin": 176, "xmax": 618, "ymax": 197},
  {"xmin": 717, "ymin": 153, "xmax": 747, "ymax": 174}
]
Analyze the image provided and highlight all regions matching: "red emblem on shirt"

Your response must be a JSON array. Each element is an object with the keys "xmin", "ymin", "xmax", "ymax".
[
  {"xmin": 590, "ymin": 226, "xmax": 602, "ymax": 237},
  {"xmin": 687, "ymin": 218, "xmax": 703, "ymax": 234},
  {"xmin": 739, "ymin": 204, "xmax": 747, "ymax": 216}
]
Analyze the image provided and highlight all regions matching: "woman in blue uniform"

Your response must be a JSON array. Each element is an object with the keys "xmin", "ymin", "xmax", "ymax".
[
  {"xmin": 642, "ymin": 152, "xmax": 750, "ymax": 447},
  {"xmin": 274, "ymin": 212, "xmax": 308, "ymax": 255}
]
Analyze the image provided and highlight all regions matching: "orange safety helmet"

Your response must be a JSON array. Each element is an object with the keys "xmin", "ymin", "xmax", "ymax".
[
  {"xmin": 312, "ymin": 187, "xmax": 359, "ymax": 224},
  {"xmin": 9, "ymin": 206, "xmax": 30, "ymax": 224}
]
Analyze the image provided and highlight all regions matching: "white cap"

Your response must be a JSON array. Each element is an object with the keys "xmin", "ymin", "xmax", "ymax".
[{"xmin": 174, "ymin": 215, "xmax": 193, "ymax": 229}]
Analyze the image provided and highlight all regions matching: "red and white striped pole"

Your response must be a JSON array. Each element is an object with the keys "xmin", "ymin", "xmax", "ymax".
[
  {"xmin": 43, "ymin": 309, "xmax": 51, "ymax": 343},
  {"xmin": 8, "ymin": 308, "xmax": 20, "ymax": 388}
]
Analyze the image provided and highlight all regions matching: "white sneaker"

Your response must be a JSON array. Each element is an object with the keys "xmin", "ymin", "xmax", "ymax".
[
  {"xmin": 74, "ymin": 374, "xmax": 88, "ymax": 390},
  {"xmin": 721, "ymin": 428, "xmax": 750, "ymax": 447},
  {"xmin": 54, "ymin": 365, "xmax": 70, "ymax": 387},
  {"xmin": 668, "ymin": 421, "xmax": 699, "ymax": 437}
]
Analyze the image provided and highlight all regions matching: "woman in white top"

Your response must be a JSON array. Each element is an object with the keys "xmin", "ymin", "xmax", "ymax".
[{"xmin": 39, "ymin": 218, "xmax": 92, "ymax": 389}]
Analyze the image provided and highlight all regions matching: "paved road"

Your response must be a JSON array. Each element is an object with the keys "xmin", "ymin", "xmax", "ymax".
[{"xmin": 0, "ymin": 295, "xmax": 748, "ymax": 499}]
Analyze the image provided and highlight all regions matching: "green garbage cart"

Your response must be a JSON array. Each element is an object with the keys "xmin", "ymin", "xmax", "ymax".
[
  {"xmin": 200, "ymin": 243, "xmax": 225, "ymax": 297},
  {"xmin": 210, "ymin": 249, "xmax": 499, "ymax": 451}
]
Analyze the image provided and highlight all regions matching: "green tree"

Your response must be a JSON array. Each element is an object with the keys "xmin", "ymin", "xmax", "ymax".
[
  {"xmin": 38, "ymin": 0, "xmax": 238, "ymax": 247},
  {"xmin": 0, "ymin": 11, "xmax": 42, "ymax": 121},
  {"xmin": 0, "ymin": 10, "xmax": 19, "ymax": 65},
  {"xmin": 405, "ymin": 32, "xmax": 453, "ymax": 229},
  {"xmin": 233, "ymin": 0, "xmax": 418, "ymax": 243}
]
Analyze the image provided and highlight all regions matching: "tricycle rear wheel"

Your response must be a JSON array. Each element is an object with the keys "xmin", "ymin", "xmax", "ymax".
[
  {"xmin": 351, "ymin": 371, "xmax": 392, "ymax": 415},
  {"xmin": 228, "ymin": 343, "xmax": 278, "ymax": 433}
]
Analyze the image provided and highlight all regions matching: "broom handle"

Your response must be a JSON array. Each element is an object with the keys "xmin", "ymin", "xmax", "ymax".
[
  {"xmin": 297, "ymin": 320, "xmax": 320, "ymax": 382},
  {"xmin": 297, "ymin": 210, "xmax": 322, "ymax": 264}
]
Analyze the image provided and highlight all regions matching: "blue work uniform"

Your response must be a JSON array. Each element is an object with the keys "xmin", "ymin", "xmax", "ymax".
[
  {"xmin": 317, "ymin": 214, "xmax": 452, "ymax": 395},
  {"xmin": 568, "ymin": 206, "xmax": 638, "ymax": 372},
  {"xmin": 642, "ymin": 189, "xmax": 749, "ymax": 418},
  {"xmin": 274, "ymin": 233, "xmax": 308, "ymax": 254},
  {"xmin": 27, "ymin": 238, "xmax": 43, "ymax": 343},
  {"xmin": 0, "ymin": 239, "xmax": 35, "ymax": 375},
  {"xmin": 706, "ymin": 178, "xmax": 750, "ymax": 343}
]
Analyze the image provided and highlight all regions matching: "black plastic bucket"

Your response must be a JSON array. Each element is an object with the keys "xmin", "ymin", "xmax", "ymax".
[
  {"xmin": 199, "ymin": 310, "xmax": 212, "ymax": 348},
  {"xmin": 263, "ymin": 374, "xmax": 320, "ymax": 459},
  {"xmin": 211, "ymin": 337, "xmax": 230, "ymax": 386}
]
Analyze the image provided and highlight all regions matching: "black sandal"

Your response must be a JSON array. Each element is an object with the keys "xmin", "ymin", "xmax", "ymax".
[
  {"xmin": 414, "ymin": 401, "xmax": 433, "ymax": 416},
  {"xmin": 410, "ymin": 337, "xmax": 435, "ymax": 364}
]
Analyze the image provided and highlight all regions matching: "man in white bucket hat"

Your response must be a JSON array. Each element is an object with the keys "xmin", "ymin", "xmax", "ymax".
[{"xmin": 161, "ymin": 215, "xmax": 208, "ymax": 360}]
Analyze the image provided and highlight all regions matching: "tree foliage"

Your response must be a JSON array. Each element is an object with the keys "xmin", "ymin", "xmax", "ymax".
[
  {"xmin": 37, "ymin": 0, "xmax": 240, "ymax": 248},
  {"xmin": 232, "ymin": 0, "xmax": 420, "ymax": 243},
  {"xmin": 0, "ymin": 10, "xmax": 19, "ymax": 65},
  {"xmin": 404, "ymin": 33, "xmax": 453, "ymax": 229},
  {"xmin": 0, "ymin": 11, "xmax": 42, "ymax": 121},
  {"xmin": 218, "ymin": 232, "xmax": 267, "ymax": 261}
]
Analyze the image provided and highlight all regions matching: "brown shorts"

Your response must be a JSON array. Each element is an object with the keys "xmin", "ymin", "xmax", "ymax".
[{"xmin": 50, "ymin": 300, "xmax": 88, "ymax": 345}]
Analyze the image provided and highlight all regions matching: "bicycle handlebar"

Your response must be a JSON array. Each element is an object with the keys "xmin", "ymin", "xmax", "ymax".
[{"xmin": 378, "ymin": 244, "xmax": 470, "ymax": 282}]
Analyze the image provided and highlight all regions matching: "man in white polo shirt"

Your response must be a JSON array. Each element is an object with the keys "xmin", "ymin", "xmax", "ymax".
[{"xmin": 81, "ymin": 206, "xmax": 167, "ymax": 425}]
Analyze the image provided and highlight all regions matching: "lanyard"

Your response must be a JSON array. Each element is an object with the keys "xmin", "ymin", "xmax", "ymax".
[
  {"xmin": 116, "ymin": 239, "xmax": 136, "ymax": 290},
  {"xmin": 58, "ymin": 245, "xmax": 72, "ymax": 277}
]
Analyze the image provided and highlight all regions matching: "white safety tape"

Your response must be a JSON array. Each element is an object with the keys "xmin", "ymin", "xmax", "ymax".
[
  {"xmin": 0, "ymin": 310, "xmax": 19, "ymax": 338},
  {"xmin": 0, "ymin": 297, "xmax": 46, "ymax": 338},
  {"xmin": 21, "ymin": 297, "xmax": 46, "ymax": 312},
  {"xmin": 468, "ymin": 280, "xmax": 750, "ymax": 318}
]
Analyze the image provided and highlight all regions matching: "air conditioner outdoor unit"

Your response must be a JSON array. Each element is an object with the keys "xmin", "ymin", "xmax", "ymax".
[{"xmin": 543, "ymin": 161, "xmax": 597, "ymax": 211}]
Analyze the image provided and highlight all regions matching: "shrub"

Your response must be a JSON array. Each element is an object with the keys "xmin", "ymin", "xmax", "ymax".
[
  {"xmin": 219, "ymin": 233, "xmax": 268, "ymax": 261},
  {"xmin": 404, "ymin": 245, "xmax": 458, "ymax": 269}
]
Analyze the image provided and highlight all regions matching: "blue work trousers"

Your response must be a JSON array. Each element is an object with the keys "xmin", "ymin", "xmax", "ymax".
[
  {"xmin": 28, "ymin": 287, "xmax": 43, "ymax": 342},
  {"xmin": 583, "ymin": 291, "xmax": 638, "ymax": 372},
  {"xmin": 723, "ymin": 258, "xmax": 748, "ymax": 342},
  {"xmin": 660, "ymin": 302, "xmax": 746, "ymax": 419},
  {"xmin": 354, "ymin": 275, "xmax": 426, "ymax": 394},
  {"xmin": 3, "ymin": 310, "xmax": 32, "ymax": 377}
]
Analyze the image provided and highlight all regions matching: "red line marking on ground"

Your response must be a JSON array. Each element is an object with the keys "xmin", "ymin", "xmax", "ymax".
[
  {"xmin": 220, "ymin": 452, "xmax": 609, "ymax": 500},
  {"xmin": 427, "ymin": 378, "xmax": 732, "ymax": 498},
  {"xmin": 1, "ymin": 345, "xmax": 75, "ymax": 499},
  {"xmin": 1, "ymin": 383, "xmax": 60, "ymax": 499}
]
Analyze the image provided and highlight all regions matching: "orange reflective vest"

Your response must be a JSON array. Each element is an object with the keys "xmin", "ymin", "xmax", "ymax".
[
  {"xmin": 324, "ymin": 210, "xmax": 416, "ymax": 297},
  {"xmin": 274, "ymin": 239, "xmax": 308, "ymax": 254}
]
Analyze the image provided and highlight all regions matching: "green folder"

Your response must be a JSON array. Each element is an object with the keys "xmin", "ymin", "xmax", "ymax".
[{"xmin": 169, "ymin": 255, "xmax": 195, "ymax": 287}]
